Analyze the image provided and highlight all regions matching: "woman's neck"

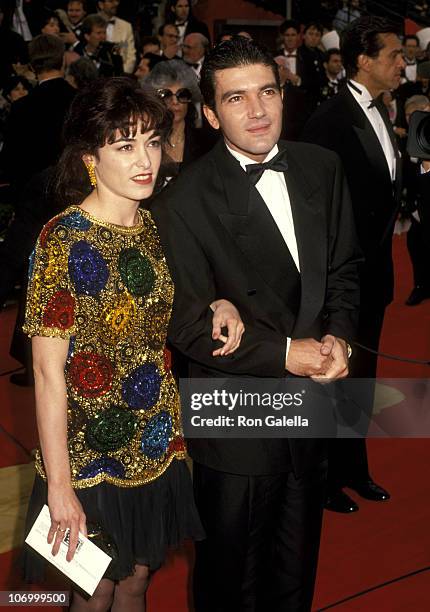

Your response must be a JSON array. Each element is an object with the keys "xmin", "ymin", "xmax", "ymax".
[{"xmin": 80, "ymin": 192, "xmax": 141, "ymax": 227}]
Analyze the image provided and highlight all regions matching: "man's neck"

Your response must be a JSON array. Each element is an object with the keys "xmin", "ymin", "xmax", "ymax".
[
  {"xmin": 37, "ymin": 70, "xmax": 63, "ymax": 83},
  {"xmin": 100, "ymin": 11, "xmax": 114, "ymax": 19},
  {"xmin": 352, "ymin": 74, "xmax": 382, "ymax": 100}
]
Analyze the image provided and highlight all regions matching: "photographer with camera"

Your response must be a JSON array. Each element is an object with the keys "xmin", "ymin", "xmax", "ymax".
[{"xmin": 73, "ymin": 13, "xmax": 123, "ymax": 77}]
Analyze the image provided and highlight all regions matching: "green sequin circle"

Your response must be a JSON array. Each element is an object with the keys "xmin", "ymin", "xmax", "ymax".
[
  {"xmin": 118, "ymin": 247, "xmax": 155, "ymax": 297},
  {"xmin": 85, "ymin": 407, "xmax": 137, "ymax": 452}
]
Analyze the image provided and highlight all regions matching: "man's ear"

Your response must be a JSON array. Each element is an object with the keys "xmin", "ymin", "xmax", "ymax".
[
  {"xmin": 357, "ymin": 53, "xmax": 371, "ymax": 74},
  {"xmin": 203, "ymin": 105, "xmax": 220, "ymax": 130}
]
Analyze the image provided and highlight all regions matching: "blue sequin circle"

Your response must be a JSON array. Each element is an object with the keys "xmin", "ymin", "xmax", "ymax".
[
  {"xmin": 77, "ymin": 457, "xmax": 125, "ymax": 480},
  {"xmin": 122, "ymin": 363, "xmax": 162, "ymax": 410},
  {"xmin": 60, "ymin": 211, "xmax": 92, "ymax": 231},
  {"xmin": 141, "ymin": 411, "xmax": 172, "ymax": 459},
  {"xmin": 68, "ymin": 240, "xmax": 109, "ymax": 296},
  {"xmin": 28, "ymin": 249, "xmax": 35, "ymax": 280}
]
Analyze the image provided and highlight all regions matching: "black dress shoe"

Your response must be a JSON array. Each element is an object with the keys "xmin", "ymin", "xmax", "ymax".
[
  {"xmin": 405, "ymin": 286, "xmax": 430, "ymax": 306},
  {"xmin": 325, "ymin": 490, "xmax": 359, "ymax": 513},
  {"xmin": 9, "ymin": 371, "xmax": 34, "ymax": 387},
  {"xmin": 347, "ymin": 479, "xmax": 390, "ymax": 501}
]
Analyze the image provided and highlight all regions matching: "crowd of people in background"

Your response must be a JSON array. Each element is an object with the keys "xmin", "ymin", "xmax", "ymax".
[{"xmin": 1, "ymin": 1, "xmax": 429, "ymax": 306}]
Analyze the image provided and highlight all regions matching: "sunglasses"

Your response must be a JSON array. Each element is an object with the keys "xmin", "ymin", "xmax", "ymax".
[{"xmin": 156, "ymin": 88, "xmax": 192, "ymax": 104}]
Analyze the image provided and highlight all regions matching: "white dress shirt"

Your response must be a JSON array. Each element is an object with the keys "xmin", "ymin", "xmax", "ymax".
[
  {"xmin": 175, "ymin": 20, "xmax": 187, "ymax": 46},
  {"xmin": 348, "ymin": 80, "xmax": 397, "ymax": 181},
  {"xmin": 189, "ymin": 57, "xmax": 204, "ymax": 80},
  {"xmin": 283, "ymin": 50, "xmax": 297, "ymax": 75},
  {"xmin": 404, "ymin": 60, "xmax": 417, "ymax": 83},
  {"xmin": 226, "ymin": 144, "xmax": 300, "ymax": 359}
]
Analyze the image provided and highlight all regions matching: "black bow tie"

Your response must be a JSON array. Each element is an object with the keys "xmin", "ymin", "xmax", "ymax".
[
  {"xmin": 108, "ymin": 19, "xmax": 115, "ymax": 25},
  {"xmin": 189, "ymin": 63, "xmax": 200, "ymax": 70},
  {"xmin": 368, "ymin": 98, "xmax": 379, "ymax": 109},
  {"xmin": 245, "ymin": 149, "xmax": 289, "ymax": 185}
]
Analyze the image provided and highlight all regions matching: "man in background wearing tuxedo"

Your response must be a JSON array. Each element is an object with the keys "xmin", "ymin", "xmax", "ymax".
[
  {"xmin": 303, "ymin": 16, "xmax": 405, "ymax": 513},
  {"xmin": 97, "ymin": 0, "xmax": 135, "ymax": 73},
  {"xmin": 152, "ymin": 37, "xmax": 361, "ymax": 612}
]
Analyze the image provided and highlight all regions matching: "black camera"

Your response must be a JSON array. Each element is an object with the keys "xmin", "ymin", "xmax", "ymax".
[{"xmin": 407, "ymin": 110, "xmax": 430, "ymax": 160}]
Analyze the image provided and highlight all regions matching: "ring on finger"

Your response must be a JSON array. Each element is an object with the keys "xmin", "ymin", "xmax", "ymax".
[{"xmin": 57, "ymin": 527, "xmax": 67, "ymax": 533}]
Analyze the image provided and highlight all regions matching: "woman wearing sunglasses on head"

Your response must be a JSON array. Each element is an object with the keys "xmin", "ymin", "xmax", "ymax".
[
  {"xmin": 145, "ymin": 59, "xmax": 211, "ymax": 179},
  {"xmin": 22, "ymin": 77, "xmax": 244, "ymax": 611}
]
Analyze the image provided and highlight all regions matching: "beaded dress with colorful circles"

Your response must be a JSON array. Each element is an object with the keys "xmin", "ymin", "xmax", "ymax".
[{"xmin": 24, "ymin": 205, "xmax": 186, "ymax": 489}]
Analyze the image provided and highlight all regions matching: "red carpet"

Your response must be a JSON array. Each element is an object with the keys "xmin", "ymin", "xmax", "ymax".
[{"xmin": 0, "ymin": 234, "xmax": 429, "ymax": 611}]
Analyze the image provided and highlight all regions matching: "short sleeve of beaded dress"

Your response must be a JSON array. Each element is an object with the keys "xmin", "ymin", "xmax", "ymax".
[{"xmin": 22, "ymin": 206, "xmax": 204, "ymax": 581}]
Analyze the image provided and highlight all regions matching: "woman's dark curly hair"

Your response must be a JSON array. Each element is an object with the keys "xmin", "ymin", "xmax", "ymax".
[{"xmin": 54, "ymin": 77, "xmax": 172, "ymax": 205}]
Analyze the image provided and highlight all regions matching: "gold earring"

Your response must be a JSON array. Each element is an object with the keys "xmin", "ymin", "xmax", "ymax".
[{"xmin": 85, "ymin": 162, "xmax": 97, "ymax": 188}]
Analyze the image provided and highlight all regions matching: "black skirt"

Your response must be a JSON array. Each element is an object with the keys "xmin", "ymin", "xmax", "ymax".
[{"xmin": 22, "ymin": 459, "xmax": 204, "ymax": 582}]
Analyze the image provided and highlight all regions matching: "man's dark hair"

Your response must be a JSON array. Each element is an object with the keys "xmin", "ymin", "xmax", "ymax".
[
  {"xmin": 39, "ymin": 9, "xmax": 60, "ymax": 31},
  {"xmin": 341, "ymin": 16, "xmax": 399, "ymax": 78},
  {"xmin": 141, "ymin": 35, "xmax": 161, "ymax": 50},
  {"xmin": 200, "ymin": 36, "xmax": 280, "ymax": 110},
  {"xmin": 165, "ymin": 0, "xmax": 192, "ymax": 23},
  {"xmin": 279, "ymin": 19, "xmax": 300, "ymax": 35},
  {"xmin": 29, "ymin": 34, "xmax": 65, "ymax": 74},
  {"xmin": 404, "ymin": 34, "xmax": 419, "ymax": 46},
  {"xmin": 68, "ymin": 0, "xmax": 87, "ymax": 9},
  {"xmin": 81, "ymin": 14, "xmax": 106, "ymax": 37},
  {"xmin": 303, "ymin": 22, "xmax": 323, "ymax": 35},
  {"xmin": 158, "ymin": 22, "xmax": 178, "ymax": 37},
  {"xmin": 2, "ymin": 75, "xmax": 32, "ymax": 98},
  {"xmin": 325, "ymin": 48, "xmax": 341, "ymax": 63}
]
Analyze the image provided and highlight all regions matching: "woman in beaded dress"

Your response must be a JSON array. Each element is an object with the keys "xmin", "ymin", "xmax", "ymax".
[{"xmin": 22, "ymin": 77, "xmax": 244, "ymax": 611}]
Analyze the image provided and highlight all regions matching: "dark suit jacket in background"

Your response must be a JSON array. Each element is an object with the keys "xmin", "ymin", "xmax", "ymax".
[
  {"xmin": 151, "ymin": 139, "xmax": 361, "ymax": 478},
  {"xmin": 1, "ymin": 78, "xmax": 75, "ymax": 194},
  {"xmin": 302, "ymin": 86, "xmax": 401, "ymax": 308}
]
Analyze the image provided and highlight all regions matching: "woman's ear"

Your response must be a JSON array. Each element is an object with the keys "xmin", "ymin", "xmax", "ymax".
[{"xmin": 82, "ymin": 154, "xmax": 96, "ymax": 166}]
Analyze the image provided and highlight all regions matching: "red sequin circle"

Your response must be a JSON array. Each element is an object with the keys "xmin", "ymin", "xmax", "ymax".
[
  {"xmin": 39, "ymin": 217, "xmax": 60, "ymax": 248},
  {"xmin": 42, "ymin": 290, "xmax": 75, "ymax": 330},
  {"xmin": 168, "ymin": 437, "xmax": 186, "ymax": 454},
  {"xmin": 69, "ymin": 352, "xmax": 113, "ymax": 398}
]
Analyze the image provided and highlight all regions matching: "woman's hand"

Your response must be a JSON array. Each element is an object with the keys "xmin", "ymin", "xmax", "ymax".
[
  {"xmin": 47, "ymin": 484, "xmax": 87, "ymax": 562},
  {"xmin": 210, "ymin": 299, "xmax": 245, "ymax": 356}
]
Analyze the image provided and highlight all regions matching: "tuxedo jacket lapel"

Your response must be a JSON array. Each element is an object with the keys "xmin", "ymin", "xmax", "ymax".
[
  {"xmin": 284, "ymin": 151, "xmax": 327, "ymax": 336},
  {"xmin": 342, "ymin": 89, "xmax": 393, "ymax": 190}
]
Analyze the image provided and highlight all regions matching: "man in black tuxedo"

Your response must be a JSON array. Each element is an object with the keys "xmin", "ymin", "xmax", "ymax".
[
  {"xmin": 297, "ymin": 22, "xmax": 326, "ymax": 120},
  {"xmin": 276, "ymin": 19, "xmax": 308, "ymax": 140},
  {"xmin": 1, "ymin": 33, "xmax": 75, "ymax": 197},
  {"xmin": 166, "ymin": 0, "xmax": 210, "ymax": 46},
  {"xmin": 302, "ymin": 16, "xmax": 405, "ymax": 513},
  {"xmin": 151, "ymin": 38, "xmax": 361, "ymax": 611}
]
